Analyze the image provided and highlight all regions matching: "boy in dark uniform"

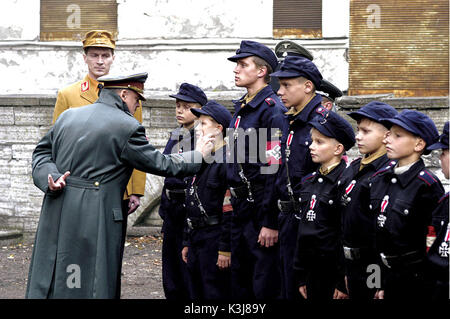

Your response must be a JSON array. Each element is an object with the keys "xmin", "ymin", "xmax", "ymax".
[
  {"xmin": 159, "ymin": 83, "xmax": 208, "ymax": 299},
  {"xmin": 181, "ymin": 101, "xmax": 233, "ymax": 299},
  {"xmin": 425, "ymin": 121, "xmax": 449, "ymax": 300},
  {"xmin": 227, "ymin": 40, "xmax": 286, "ymax": 299},
  {"xmin": 269, "ymin": 55, "xmax": 324, "ymax": 299},
  {"xmin": 293, "ymin": 111, "xmax": 356, "ymax": 300},
  {"xmin": 338, "ymin": 101, "xmax": 398, "ymax": 299},
  {"xmin": 370, "ymin": 110, "xmax": 444, "ymax": 299}
]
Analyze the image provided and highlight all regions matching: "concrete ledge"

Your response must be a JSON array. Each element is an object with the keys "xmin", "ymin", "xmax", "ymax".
[
  {"xmin": 338, "ymin": 95, "xmax": 449, "ymax": 110},
  {"xmin": 0, "ymin": 230, "xmax": 23, "ymax": 246},
  {"xmin": 126, "ymin": 226, "xmax": 162, "ymax": 238}
]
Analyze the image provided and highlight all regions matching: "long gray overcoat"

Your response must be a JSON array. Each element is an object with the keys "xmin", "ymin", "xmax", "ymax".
[{"xmin": 26, "ymin": 89, "xmax": 202, "ymax": 298}]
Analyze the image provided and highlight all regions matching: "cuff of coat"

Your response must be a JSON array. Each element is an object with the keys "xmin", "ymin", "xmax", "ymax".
[{"xmin": 218, "ymin": 251, "xmax": 231, "ymax": 257}]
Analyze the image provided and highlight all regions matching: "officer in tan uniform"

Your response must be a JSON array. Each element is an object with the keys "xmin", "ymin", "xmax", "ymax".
[{"xmin": 52, "ymin": 30, "xmax": 146, "ymax": 214}]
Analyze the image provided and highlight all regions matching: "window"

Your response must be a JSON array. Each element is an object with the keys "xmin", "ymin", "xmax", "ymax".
[
  {"xmin": 273, "ymin": 0, "xmax": 322, "ymax": 38},
  {"xmin": 40, "ymin": 0, "xmax": 118, "ymax": 41}
]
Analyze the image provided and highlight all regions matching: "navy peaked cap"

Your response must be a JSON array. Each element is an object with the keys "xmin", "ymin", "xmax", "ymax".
[
  {"xmin": 270, "ymin": 55, "xmax": 322, "ymax": 89},
  {"xmin": 228, "ymin": 40, "xmax": 278, "ymax": 72},
  {"xmin": 169, "ymin": 83, "xmax": 207, "ymax": 106}
]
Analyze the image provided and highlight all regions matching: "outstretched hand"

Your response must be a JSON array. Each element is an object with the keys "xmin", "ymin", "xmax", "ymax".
[
  {"xmin": 48, "ymin": 171, "xmax": 70, "ymax": 191},
  {"xmin": 195, "ymin": 133, "xmax": 215, "ymax": 157}
]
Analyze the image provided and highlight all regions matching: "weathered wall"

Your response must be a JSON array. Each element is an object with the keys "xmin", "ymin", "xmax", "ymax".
[
  {"xmin": 0, "ymin": 95, "xmax": 447, "ymax": 242},
  {"xmin": 0, "ymin": 0, "xmax": 349, "ymax": 95}
]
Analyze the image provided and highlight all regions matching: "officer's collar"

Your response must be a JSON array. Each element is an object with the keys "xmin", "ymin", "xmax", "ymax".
[
  {"xmin": 98, "ymin": 88, "xmax": 131, "ymax": 115},
  {"xmin": 389, "ymin": 158, "xmax": 425, "ymax": 187},
  {"xmin": 289, "ymin": 94, "xmax": 323, "ymax": 123},
  {"xmin": 233, "ymin": 85, "xmax": 272, "ymax": 111}
]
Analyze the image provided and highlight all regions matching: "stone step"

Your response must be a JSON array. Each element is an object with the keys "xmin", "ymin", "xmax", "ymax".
[{"xmin": 0, "ymin": 230, "xmax": 23, "ymax": 246}]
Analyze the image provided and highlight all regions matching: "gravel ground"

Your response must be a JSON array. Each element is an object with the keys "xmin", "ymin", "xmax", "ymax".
[{"xmin": 0, "ymin": 235, "xmax": 165, "ymax": 299}]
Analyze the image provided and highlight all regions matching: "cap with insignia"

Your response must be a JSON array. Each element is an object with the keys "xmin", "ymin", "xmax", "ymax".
[
  {"xmin": 228, "ymin": 40, "xmax": 278, "ymax": 72},
  {"xmin": 380, "ymin": 110, "xmax": 439, "ymax": 155},
  {"xmin": 169, "ymin": 83, "xmax": 208, "ymax": 106},
  {"xmin": 427, "ymin": 121, "xmax": 449, "ymax": 151},
  {"xmin": 274, "ymin": 40, "xmax": 314, "ymax": 61},
  {"xmin": 317, "ymin": 79, "xmax": 343, "ymax": 102},
  {"xmin": 309, "ymin": 110, "xmax": 356, "ymax": 151},
  {"xmin": 270, "ymin": 55, "xmax": 322, "ymax": 89},
  {"xmin": 98, "ymin": 72, "xmax": 148, "ymax": 101},
  {"xmin": 82, "ymin": 30, "xmax": 116, "ymax": 50}
]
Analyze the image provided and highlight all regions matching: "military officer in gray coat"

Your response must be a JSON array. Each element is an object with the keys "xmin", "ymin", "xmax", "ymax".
[{"xmin": 26, "ymin": 73, "xmax": 214, "ymax": 299}]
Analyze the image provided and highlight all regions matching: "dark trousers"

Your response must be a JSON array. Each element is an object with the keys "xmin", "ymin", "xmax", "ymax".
[
  {"xmin": 278, "ymin": 212, "xmax": 302, "ymax": 300},
  {"xmin": 186, "ymin": 228, "xmax": 231, "ymax": 299},
  {"xmin": 345, "ymin": 255, "xmax": 378, "ymax": 300},
  {"xmin": 161, "ymin": 204, "xmax": 192, "ymax": 300},
  {"xmin": 382, "ymin": 261, "xmax": 426, "ymax": 299},
  {"xmin": 230, "ymin": 214, "xmax": 281, "ymax": 299},
  {"xmin": 297, "ymin": 253, "xmax": 338, "ymax": 300}
]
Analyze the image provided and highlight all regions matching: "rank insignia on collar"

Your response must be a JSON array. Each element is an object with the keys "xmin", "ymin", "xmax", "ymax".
[
  {"xmin": 265, "ymin": 97, "xmax": 275, "ymax": 106},
  {"xmin": 81, "ymin": 81, "xmax": 89, "ymax": 92}
]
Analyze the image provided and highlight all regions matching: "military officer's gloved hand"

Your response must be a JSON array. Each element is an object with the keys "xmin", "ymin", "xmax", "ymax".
[
  {"xmin": 127, "ymin": 195, "xmax": 141, "ymax": 215},
  {"xmin": 48, "ymin": 171, "xmax": 70, "ymax": 191}
]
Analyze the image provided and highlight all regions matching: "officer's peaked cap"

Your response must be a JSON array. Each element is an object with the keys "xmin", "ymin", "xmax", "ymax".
[
  {"xmin": 98, "ymin": 72, "xmax": 147, "ymax": 101},
  {"xmin": 317, "ymin": 79, "xmax": 343, "ymax": 102},
  {"xmin": 274, "ymin": 40, "xmax": 314, "ymax": 61}
]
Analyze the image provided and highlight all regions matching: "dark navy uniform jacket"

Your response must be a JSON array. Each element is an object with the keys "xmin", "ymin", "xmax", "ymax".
[
  {"xmin": 275, "ymin": 94, "xmax": 323, "ymax": 203},
  {"xmin": 294, "ymin": 160, "xmax": 347, "ymax": 256},
  {"xmin": 159, "ymin": 126, "xmax": 195, "ymax": 229},
  {"xmin": 427, "ymin": 192, "xmax": 449, "ymax": 279},
  {"xmin": 183, "ymin": 146, "xmax": 232, "ymax": 252},
  {"xmin": 369, "ymin": 159, "xmax": 444, "ymax": 256},
  {"xmin": 226, "ymin": 85, "xmax": 287, "ymax": 229},
  {"xmin": 338, "ymin": 154, "xmax": 392, "ymax": 249},
  {"xmin": 293, "ymin": 160, "xmax": 347, "ymax": 285}
]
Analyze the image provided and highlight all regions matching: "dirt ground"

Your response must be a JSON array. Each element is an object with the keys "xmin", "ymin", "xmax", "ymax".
[{"xmin": 0, "ymin": 235, "xmax": 165, "ymax": 299}]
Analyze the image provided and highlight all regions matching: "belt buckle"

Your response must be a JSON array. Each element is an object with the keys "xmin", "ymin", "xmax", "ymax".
[
  {"xmin": 165, "ymin": 189, "xmax": 171, "ymax": 201},
  {"xmin": 230, "ymin": 187, "xmax": 237, "ymax": 198},
  {"xmin": 380, "ymin": 253, "xmax": 391, "ymax": 268},
  {"xmin": 187, "ymin": 218, "xmax": 193, "ymax": 230},
  {"xmin": 343, "ymin": 246, "xmax": 354, "ymax": 260}
]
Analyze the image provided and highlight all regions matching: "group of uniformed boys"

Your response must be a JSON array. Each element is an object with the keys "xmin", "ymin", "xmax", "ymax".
[{"xmin": 157, "ymin": 40, "xmax": 449, "ymax": 300}]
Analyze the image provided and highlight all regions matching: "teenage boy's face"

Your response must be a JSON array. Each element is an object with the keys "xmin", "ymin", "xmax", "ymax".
[
  {"xmin": 277, "ymin": 77, "xmax": 308, "ymax": 110},
  {"xmin": 384, "ymin": 125, "xmax": 422, "ymax": 160},
  {"xmin": 195, "ymin": 115, "xmax": 222, "ymax": 139},
  {"xmin": 233, "ymin": 56, "xmax": 261, "ymax": 88},
  {"xmin": 355, "ymin": 118, "xmax": 388, "ymax": 155},
  {"xmin": 309, "ymin": 128, "xmax": 341, "ymax": 165},
  {"xmin": 175, "ymin": 100, "xmax": 198, "ymax": 128},
  {"xmin": 440, "ymin": 149, "xmax": 449, "ymax": 179}
]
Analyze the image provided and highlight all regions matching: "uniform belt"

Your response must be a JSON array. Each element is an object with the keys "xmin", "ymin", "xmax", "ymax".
[
  {"xmin": 343, "ymin": 246, "xmax": 374, "ymax": 261},
  {"xmin": 165, "ymin": 188, "xmax": 186, "ymax": 201},
  {"xmin": 187, "ymin": 215, "xmax": 220, "ymax": 230},
  {"xmin": 277, "ymin": 199, "xmax": 300, "ymax": 213},
  {"xmin": 66, "ymin": 176, "xmax": 101, "ymax": 189},
  {"xmin": 380, "ymin": 250, "xmax": 423, "ymax": 269},
  {"xmin": 229, "ymin": 183, "xmax": 264, "ymax": 199}
]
